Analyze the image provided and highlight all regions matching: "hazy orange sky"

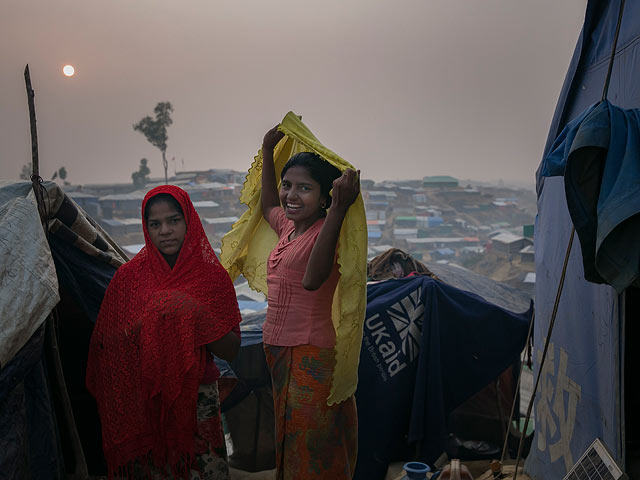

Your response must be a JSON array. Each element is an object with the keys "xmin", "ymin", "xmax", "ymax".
[{"xmin": 1, "ymin": 0, "xmax": 586, "ymax": 186}]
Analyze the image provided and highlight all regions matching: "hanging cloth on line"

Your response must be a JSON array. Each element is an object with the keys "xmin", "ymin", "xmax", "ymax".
[{"xmin": 540, "ymin": 99, "xmax": 640, "ymax": 292}]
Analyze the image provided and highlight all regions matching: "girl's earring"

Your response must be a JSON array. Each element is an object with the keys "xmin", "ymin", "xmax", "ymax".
[{"xmin": 321, "ymin": 202, "xmax": 327, "ymax": 209}]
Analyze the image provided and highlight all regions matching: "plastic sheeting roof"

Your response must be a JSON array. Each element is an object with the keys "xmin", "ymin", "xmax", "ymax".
[{"xmin": 0, "ymin": 182, "xmax": 59, "ymax": 369}]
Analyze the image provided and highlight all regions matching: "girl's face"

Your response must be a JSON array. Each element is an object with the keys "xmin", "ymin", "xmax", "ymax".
[
  {"xmin": 146, "ymin": 199, "xmax": 187, "ymax": 266},
  {"xmin": 279, "ymin": 166, "xmax": 326, "ymax": 224}
]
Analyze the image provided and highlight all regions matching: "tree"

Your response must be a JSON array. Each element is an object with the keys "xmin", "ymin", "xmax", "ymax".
[
  {"xmin": 133, "ymin": 102, "xmax": 173, "ymax": 184},
  {"xmin": 19, "ymin": 163, "xmax": 32, "ymax": 180},
  {"xmin": 51, "ymin": 166, "xmax": 69, "ymax": 184},
  {"xmin": 132, "ymin": 158, "xmax": 151, "ymax": 189}
]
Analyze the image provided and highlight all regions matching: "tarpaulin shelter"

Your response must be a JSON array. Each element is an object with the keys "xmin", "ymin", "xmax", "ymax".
[
  {"xmin": 354, "ymin": 275, "xmax": 531, "ymax": 480},
  {"xmin": 527, "ymin": 1, "xmax": 639, "ymax": 477},
  {"xmin": 219, "ymin": 256, "xmax": 533, "ymax": 479},
  {"xmin": 0, "ymin": 181, "xmax": 126, "ymax": 478}
]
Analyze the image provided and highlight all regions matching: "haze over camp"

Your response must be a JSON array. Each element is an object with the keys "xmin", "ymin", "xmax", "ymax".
[
  {"xmin": 2, "ymin": 0, "xmax": 585, "ymax": 186},
  {"xmin": 2, "ymin": 1, "xmax": 639, "ymax": 480}
]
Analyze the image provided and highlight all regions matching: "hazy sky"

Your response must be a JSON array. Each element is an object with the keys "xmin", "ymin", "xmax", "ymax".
[{"xmin": 1, "ymin": 0, "xmax": 586, "ymax": 186}]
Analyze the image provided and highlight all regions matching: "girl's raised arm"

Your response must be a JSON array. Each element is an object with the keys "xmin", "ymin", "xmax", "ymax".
[
  {"xmin": 302, "ymin": 169, "xmax": 360, "ymax": 290},
  {"xmin": 261, "ymin": 125, "xmax": 285, "ymax": 221}
]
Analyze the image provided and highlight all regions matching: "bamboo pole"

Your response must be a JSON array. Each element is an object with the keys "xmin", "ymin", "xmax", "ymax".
[
  {"xmin": 24, "ymin": 64, "xmax": 48, "ymax": 224},
  {"xmin": 24, "ymin": 65, "xmax": 40, "ymax": 177},
  {"xmin": 24, "ymin": 64, "xmax": 89, "ymax": 479}
]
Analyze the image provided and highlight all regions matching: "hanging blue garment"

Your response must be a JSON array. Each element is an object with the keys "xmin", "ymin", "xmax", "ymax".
[
  {"xmin": 539, "ymin": 103, "xmax": 598, "ymax": 178},
  {"xmin": 540, "ymin": 100, "xmax": 640, "ymax": 292}
]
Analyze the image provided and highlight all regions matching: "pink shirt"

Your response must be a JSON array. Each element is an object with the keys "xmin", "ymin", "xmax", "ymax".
[{"xmin": 262, "ymin": 208, "xmax": 339, "ymax": 348}]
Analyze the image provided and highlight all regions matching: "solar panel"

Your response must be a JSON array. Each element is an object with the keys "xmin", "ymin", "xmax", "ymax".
[{"xmin": 562, "ymin": 438, "xmax": 625, "ymax": 480}]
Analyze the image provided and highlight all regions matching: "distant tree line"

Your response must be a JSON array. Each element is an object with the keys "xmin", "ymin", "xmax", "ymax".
[
  {"xmin": 19, "ymin": 163, "xmax": 69, "ymax": 185},
  {"xmin": 132, "ymin": 158, "xmax": 151, "ymax": 189}
]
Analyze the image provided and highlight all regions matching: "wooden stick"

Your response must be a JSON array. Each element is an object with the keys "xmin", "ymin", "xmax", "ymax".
[
  {"xmin": 24, "ymin": 64, "xmax": 49, "ymax": 227},
  {"xmin": 23, "ymin": 64, "xmax": 89, "ymax": 479},
  {"xmin": 24, "ymin": 65, "xmax": 39, "ymax": 177}
]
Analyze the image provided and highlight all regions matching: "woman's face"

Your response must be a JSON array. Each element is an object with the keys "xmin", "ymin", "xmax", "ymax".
[
  {"xmin": 146, "ymin": 199, "xmax": 187, "ymax": 263},
  {"xmin": 279, "ymin": 166, "xmax": 326, "ymax": 223}
]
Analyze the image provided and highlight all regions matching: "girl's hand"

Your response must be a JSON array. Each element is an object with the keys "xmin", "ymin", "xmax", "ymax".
[
  {"xmin": 263, "ymin": 125, "xmax": 285, "ymax": 151},
  {"xmin": 330, "ymin": 169, "xmax": 360, "ymax": 214}
]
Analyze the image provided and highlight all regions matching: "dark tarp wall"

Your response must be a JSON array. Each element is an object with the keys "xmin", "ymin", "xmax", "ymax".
[{"xmin": 0, "ymin": 326, "xmax": 62, "ymax": 480}]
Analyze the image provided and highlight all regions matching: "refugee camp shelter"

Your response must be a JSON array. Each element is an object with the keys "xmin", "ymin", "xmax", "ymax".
[
  {"xmin": 354, "ymin": 261, "xmax": 532, "ymax": 480},
  {"xmin": 422, "ymin": 176, "xmax": 459, "ymax": 189},
  {"xmin": 218, "ymin": 251, "xmax": 533, "ymax": 479},
  {"xmin": 528, "ymin": 1, "xmax": 640, "ymax": 477},
  {"xmin": 0, "ymin": 181, "xmax": 127, "ymax": 478},
  {"xmin": 490, "ymin": 233, "xmax": 531, "ymax": 257}
]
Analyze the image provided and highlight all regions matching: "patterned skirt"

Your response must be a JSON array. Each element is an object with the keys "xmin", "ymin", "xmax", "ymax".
[
  {"xmin": 264, "ymin": 344, "xmax": 358, "ymax": 480},
  {"xmin": 191, "ymin": 382, "xmax": 230, "ymax": 480},
  {"xmin": 125, "ymin": 382, "xmax": 229, "ymax": 479}
]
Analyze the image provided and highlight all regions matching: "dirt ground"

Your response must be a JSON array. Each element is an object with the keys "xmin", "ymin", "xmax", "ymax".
[{"xmin": 230, "ymin": 460, "xmax": 532, "ymax": 480}]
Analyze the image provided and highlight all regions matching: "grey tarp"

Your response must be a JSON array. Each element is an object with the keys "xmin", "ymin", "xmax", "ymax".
[
  {"xmin": 0, "ymin": 180, "xmax": 126, "ymax": 479},
  {"xmin": 0, "ymin": 182, "xmax": 59, "ymax": 369}
]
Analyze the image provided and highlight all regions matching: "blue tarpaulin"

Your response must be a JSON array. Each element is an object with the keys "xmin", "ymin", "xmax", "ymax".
[
  {"xmin": 354, "ymin": 276, "xmax": 531, "ymax": 480},
  {"xmin": 528, "ymin": 1, "xmax": 637, "ymax": 477}
]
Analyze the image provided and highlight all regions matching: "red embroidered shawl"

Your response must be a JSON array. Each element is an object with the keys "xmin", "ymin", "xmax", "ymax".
[{"xmin": 86, "ymin": 185, "xmax": 241, "ymax": 477}]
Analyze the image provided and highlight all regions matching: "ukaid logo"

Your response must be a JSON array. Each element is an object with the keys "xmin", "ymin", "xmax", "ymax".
[{"xmin": 363, "ymin": 287, "xmax": 424, "ymax": 381}]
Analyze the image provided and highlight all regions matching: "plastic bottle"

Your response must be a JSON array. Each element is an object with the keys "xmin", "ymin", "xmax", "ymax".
[{"xmin": 438, "ymin": 459, "xmax": 473, "ymax": 479}]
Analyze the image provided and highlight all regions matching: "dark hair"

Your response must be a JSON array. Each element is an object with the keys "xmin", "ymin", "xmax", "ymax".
[
  {"xmin": 280, "ymin": 152, "xmax": 342, "ymax": 208},
  {"xmin": 144, "ymin": 193, "xmax": 184, "ymax": 222}
]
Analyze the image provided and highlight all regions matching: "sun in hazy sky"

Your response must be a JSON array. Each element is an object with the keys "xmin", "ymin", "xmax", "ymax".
[{"xmin": 62, "ymin": 64, "xmax": 75, "ymax": 77}]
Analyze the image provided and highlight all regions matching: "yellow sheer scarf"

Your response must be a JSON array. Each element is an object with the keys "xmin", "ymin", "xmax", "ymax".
[{"xmin": 220, "ymin": 112, "xmax": 367, "ymax": 405}]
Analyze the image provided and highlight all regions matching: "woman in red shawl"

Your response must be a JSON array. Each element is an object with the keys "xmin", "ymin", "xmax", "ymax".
[{"xmin": 87, "ymin": 185, "xmax": 242, "ymax": 479}]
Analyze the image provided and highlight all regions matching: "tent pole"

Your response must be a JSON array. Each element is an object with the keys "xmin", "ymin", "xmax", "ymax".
[
  {"xmin": 511, "ymin": 228, "xmax": 574, "ymax": 480},
  {"xmin": 24, "ymin": 65, "xmax": 39, "ymax": 178},
  {"xmin": 499, "ymin": 309, "xmax": 535, "ymax": 464},
  {"xmin": 24, "ymin": 64, "xmax": 48, "ymax": 228},
  {"xmin": 24, "ymin": 65, "xmax": 89, "ymax": 479}
]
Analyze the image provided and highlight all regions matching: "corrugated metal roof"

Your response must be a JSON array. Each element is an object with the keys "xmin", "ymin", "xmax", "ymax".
[
  {"xmin": 67, "ymin": 191, "xmax": 99, "ymax": 199},
  {"xmin": 202, "ymin": 217, "xmax": 238, "ymax": 224},
  {"xmin": 101, "ymin": 219, "xmax": 124, "ymax": 226},
  {"xmin": 422, "ymin": 175, "xmax": 458, "ymax": 183},
  {"xmin": 406, "ymin": 237, "xmax": 474, "ymax": 244},
  {"xmin": 184, "ymin": 182, "xmax": 227, "ymax": 190},
  {"xmin": 491, "ymin": 232, "xmax": 525, "ymax": 244},
  {"xmin": 193, "ymin": 200, "xmax": 220, "ymax": 208},
  {"xmin": 122, "ymin": 244, "xmax": 145, "ymax": 255},
  {"xmin": 99, "ymin": 191, "xmax": 146, "ymax": 201},
  {"xmin": 427, "ymin": 262, "xmax": 532, "ymax": 312},
  {"xmin": 115, "ymin": 218, "xmax": 141, "ymax": 226}
]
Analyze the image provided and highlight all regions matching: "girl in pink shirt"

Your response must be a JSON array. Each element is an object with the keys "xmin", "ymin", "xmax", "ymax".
[{"xmin": 261, "ymin": 125, "xmax": 361, "ymax": 479}]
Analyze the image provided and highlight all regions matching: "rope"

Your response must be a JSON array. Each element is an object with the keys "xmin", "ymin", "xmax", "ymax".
[
  {"xmin": 602, "ymin": 0, "xmax": 626, "ymax": 102},
  {"xmin": 499, "ymin": 310, "xmax": 535, "ymax": 464},
  {"xmin": 511, "ymin": 228, "xmax": 574, "ymax": 479},
  {"xmin": 30, "ymin": 174, "xmax": 50, "ymax": 236}
]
